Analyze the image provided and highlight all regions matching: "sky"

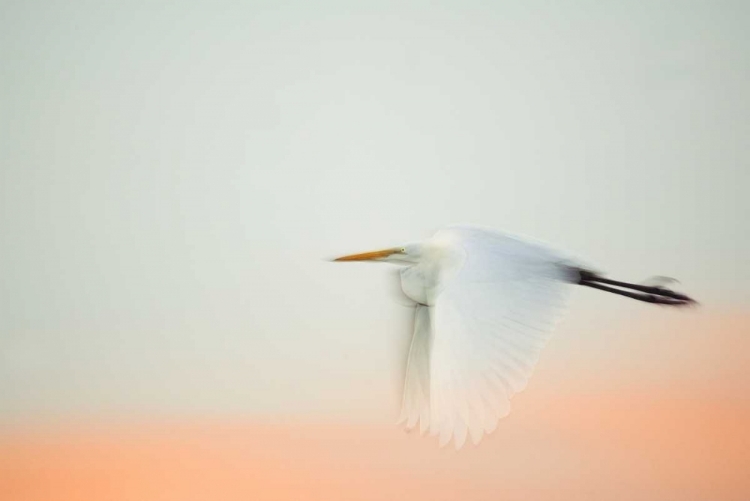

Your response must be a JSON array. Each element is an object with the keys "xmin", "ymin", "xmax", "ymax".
[
  {"xmin": 2, "ymin": 2, "xmax": 750, "ymax": 499},
  {"xmin": 1, "ymin": 0, "xmax": 749, "ymax": 428}
]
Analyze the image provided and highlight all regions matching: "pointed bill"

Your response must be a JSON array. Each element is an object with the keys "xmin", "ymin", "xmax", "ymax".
[{"xmin": 333, "ymin": 248, "xmax": 403, "ymax": 262}]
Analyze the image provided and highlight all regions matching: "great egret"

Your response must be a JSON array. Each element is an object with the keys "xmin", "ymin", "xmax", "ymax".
[{"xmin": 334, "ymin": 225, "xmax": 694, "ymax": 449}]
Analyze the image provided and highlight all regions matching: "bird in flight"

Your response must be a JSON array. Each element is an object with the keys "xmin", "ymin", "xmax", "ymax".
[{"xmin": 333, "ymin": 225, "xmax": 695, "ymax": 449}]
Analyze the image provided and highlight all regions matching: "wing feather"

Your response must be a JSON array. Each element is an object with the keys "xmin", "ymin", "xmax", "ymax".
[
  {"xmin": 398, "ymin": 304, "xmax": 432, "ymax": 435},
  {"xmin": 401, "ymin": 226, "xmax": 576, "ymax": 449}
]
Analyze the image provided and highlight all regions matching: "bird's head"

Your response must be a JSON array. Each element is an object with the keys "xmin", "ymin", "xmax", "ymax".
[{"xmin": 333, "ymin": 242, "xmax": 423, "ymax": 264}]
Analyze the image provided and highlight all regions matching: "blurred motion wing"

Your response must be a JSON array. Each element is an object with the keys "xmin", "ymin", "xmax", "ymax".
[
  {"xmin": 409, "ymin": 226, "xmax": 575, "ymax": 449},
  {"xmin": 398, "ymin": 304, "xmax": 432, "ymax": 435}
]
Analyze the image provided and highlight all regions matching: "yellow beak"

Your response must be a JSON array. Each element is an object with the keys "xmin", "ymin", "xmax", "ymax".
[{"xmin": 333, "ymin": 248, "xmax": 403, "ymax": 262}]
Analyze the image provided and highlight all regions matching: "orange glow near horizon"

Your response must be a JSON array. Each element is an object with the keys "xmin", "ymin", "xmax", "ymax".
[
  {"xmin": 2, "ymin": 390, "xmax": 749, "ymax": 501},
  {"xmin": 3, "ymin": 311, "xmax": 749, "ymax": 500}
]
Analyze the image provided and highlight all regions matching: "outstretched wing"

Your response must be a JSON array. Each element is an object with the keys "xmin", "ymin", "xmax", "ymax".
[{"xmin": 403, "ymin": 226, "xmax": 577, "ymax": 449}]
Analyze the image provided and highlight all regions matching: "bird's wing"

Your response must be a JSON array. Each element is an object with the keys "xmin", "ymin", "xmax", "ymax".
[
  {"xmin": 427, "ymin": 226, "xmax": 575, "ymax": 448},
  {"xmin": 398, "ymin": 304, "xmax": 432, "ymax": 435}
]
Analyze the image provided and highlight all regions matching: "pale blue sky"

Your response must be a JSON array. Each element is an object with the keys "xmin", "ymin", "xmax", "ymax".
[{"xmin": 1, "ymin": 1, "xmax": 748, "ymax": 421}]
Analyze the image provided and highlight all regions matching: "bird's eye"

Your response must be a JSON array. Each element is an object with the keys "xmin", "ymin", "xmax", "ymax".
[{"xmin": 401, "ymin": 248, "xmax": 406, "ymax": 253}]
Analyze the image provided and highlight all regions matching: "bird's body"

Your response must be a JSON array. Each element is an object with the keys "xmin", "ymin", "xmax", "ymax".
[{"xmin": 334, "ymin": 225, "xmax": 694, "ymax": 449}]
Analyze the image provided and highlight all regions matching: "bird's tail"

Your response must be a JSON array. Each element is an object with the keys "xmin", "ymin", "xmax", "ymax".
[{"xmin": 574, "ymin": 269, "xmax": 696, "ymax": 307}]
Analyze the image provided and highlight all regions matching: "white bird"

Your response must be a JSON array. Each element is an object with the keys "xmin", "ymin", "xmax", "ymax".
[{"xmin": 334, "ymin": 225, "xmax": 694, "ymax": 449}]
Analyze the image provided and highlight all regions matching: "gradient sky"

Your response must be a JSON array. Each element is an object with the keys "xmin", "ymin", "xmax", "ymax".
[{"xmin": 1, "ymin": 1, "xmax": 748, "ymax": 424}]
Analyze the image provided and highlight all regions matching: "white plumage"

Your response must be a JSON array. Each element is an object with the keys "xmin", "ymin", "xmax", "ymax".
[
  {"xmin": 397, "ymin": 226, "xmax": 574, "ymax": 448},
  {"xmin": 334, "ymin": 224, "xmax": 693, "ymax": 448},
  {"xmin": 336, "ymin": 225, "xmax": 577, "ymax": 448}
]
